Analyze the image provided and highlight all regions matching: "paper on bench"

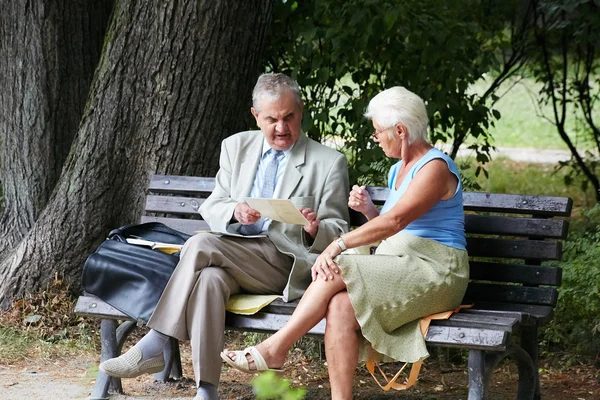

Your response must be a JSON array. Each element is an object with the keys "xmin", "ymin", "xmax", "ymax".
[
  {"xmin": 245, "ymin": 198, "xmax": 311, "ymax": 226},
  {"xmin": 125, "ymin": 238, "xmax": 183, "ymax": 254},
  {"xmin": 226, "ymin": 294, "xmax": 280, "ymax": 315},
  {"xmin": 194, "ymin": 230, "xmax": 267, "ymax": 239}
]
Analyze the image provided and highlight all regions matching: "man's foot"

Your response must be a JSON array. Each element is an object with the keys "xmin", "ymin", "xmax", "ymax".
[
  {"xmin": 195, "ymin": 381, "xmax": 219, "ymax": 400},
  {"xmin": 99, "ymin": 345, "xmax": 165, "ymax": 378},
  {"xmin": 220, "ymin": 346, "xmax": 283, "ymax": 373}
]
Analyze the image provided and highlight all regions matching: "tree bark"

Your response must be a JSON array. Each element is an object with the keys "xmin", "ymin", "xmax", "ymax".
[
  {"xmin": 0, "ymin": 0, "xmax": 272, "ymax": 307},
  {"xmin": 0, "ymin": 0, "xmax": 113, "ymax": 257}
]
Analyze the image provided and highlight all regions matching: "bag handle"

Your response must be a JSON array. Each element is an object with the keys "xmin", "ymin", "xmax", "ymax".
[
  {"xmin": 366, "ymin": 305, "xmax": 472, "ymax": 391},
  {"xmin": 108, "ymin": 222, "xmax": 191, "ymax": 243}
]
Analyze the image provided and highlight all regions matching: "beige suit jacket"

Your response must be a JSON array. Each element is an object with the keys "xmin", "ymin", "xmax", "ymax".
[{"xmin": 199, "ymin": 130, "xmax": 350, "ymax": 301}]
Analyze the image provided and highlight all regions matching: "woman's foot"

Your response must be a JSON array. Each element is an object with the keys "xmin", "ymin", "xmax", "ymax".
[{"xmin": 221, "ymin": 344, "xmax": 285, "ymax": 373}]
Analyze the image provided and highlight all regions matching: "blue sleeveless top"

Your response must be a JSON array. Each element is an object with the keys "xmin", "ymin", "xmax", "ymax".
[{"xmin": 380, "ymin": 148, "xmax": 466, "ymax": 250}]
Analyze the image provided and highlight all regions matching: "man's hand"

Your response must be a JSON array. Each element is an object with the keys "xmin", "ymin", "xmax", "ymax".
[
  {"xmin": 299, "ymin": 207, "xmax": 320, "ymax": 238},
  {"xmin": 234, "ymin": 203, "xmax": 261, "ymax": 225}
]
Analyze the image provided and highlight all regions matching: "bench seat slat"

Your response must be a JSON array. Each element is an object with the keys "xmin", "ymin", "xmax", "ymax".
[
  {"xmin": 425, "ymin": 326, "xmax": 509, "ymax": 350},
  {"xmin": 145, "ymin": 195, "xmax": 206, "ymax": 215},
  {"xmin": 465, "ymin": 214, "xmax": 568, "ymax": 239},
  {"xmin": 433, "ymin": 313, "xmax": 520, "ymax": 331},
  {"xmin": 470, "ymin": 262, "xmax": 562, "ymax": 286},
  {"xmin": 225, "ymin": 312, "xmax": 326, "ymax": 336},
  {"xmin": 465, "ymin": 283, "xmax": 558, "ymax": 307},
  {"xmin": 466, "ymin": 237, "xmax": 561, "ymax": 260},
  {"xmin": 225, "ymin": 313, "xmax": 509, "ymax": 350},
  {"xmin": 471, "ymin": 301, "xmax": 553, "ymax": 324},
  {"xmin": 140, "ymin": 216, "xmax": 209, "ymax": 235},
  {"xmin": 75, "ymin": 295, "xmax": 133, "ymax": 320}
]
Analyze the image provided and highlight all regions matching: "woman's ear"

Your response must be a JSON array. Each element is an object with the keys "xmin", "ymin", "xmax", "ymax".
[{"xmin": 396, "ymin": 123, "xmax": 406, "ymax": 140}]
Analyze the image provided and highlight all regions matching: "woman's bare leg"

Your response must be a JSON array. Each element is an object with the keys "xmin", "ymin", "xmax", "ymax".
[
  {"xmin": 325, "ymin": 291, "xmax": 360, "ymax": 400},
  {"xmin": 227, "ymin": 276, "xmax": 346, "ymax": 368}
]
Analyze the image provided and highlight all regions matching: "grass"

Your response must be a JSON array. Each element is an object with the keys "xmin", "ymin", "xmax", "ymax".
[
  {"xmin": 460, "ymin": 156, "xmax": 598, "ymax": 212},
  {"xmin": 0, "ymin": 278, "xmax": 98, "ymax": 365},
  {"xmin": 0, "ymin": 326, "xmax": 95, "ymax": 365},
  {"xmin": 469, "ymin": 77, "xmax": 599, "ymax": 150}
]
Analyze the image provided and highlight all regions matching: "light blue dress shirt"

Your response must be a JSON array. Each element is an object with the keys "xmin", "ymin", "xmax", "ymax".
[{"xmin": 244, "ymin": 139, "xmax": 294, "ymax": 233}]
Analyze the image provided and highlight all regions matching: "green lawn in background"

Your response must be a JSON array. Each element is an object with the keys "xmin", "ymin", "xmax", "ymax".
[
  {"xmin": 470, "ymin": 77, "xmax": 598, "ymax": 150},
  {"xmin": 459, "ymin": 157, "xmax": 597, "ymax": 211}
]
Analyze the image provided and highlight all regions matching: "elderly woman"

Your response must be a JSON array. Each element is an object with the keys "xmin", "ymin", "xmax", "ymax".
[{"xmin": 222, "ymin": 87, "xmax": 469, "ymax": 399}]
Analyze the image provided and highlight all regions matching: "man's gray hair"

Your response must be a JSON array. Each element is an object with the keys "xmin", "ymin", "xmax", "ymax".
[
  {"xmin": 364, "ymin": 86, "xmax": 429, "ymax": 144},
  {"xmin": 252, "ymin": 73, "xmax": 303, "ymax": 112}
]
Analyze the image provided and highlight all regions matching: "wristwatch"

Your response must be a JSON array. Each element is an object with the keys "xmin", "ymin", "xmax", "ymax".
[{"xmin": 335, "ymin": 236, "xmax": 347, "ymax": 252}]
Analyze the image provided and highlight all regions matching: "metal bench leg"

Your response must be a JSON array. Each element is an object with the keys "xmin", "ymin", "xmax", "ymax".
[
  {"xmin": 154, "ymin": 337, "xmax": 182, "ymax": 381},
  {"xmin": 521, "ymin": 326, "xmax": 541, "ymax": 400},
  {"xmin": 468, "ymin": 346, "xmax": 537, "ymax": 400},
  {"xmin": 89, "ymin": 320, "xmax": 138, "ymax": 400},
  {"xmin": 468, "ymin": 350, "xmax": 485, "ymax": 400},
  {"xmin": 90, "ymin": 320, "xmax": 119, "ymax": 400}
]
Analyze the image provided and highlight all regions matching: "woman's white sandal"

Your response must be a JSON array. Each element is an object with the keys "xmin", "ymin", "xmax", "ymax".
[{"xmin": 220, "ymin": 346, "xmax": 283, "ymax": 373}]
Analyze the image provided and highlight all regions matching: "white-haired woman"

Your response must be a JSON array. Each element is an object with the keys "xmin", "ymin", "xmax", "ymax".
[{"xmin": 222, "ymin": 87, "xmax": 469, "ymax": 400}]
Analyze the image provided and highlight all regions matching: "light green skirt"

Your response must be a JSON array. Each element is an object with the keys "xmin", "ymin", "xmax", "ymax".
[{"xmin": 336, "ymin": 232, "xmax": 469, "ymax": 363}]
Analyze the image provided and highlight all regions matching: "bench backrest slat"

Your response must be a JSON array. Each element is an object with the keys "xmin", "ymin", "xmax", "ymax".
[
  {"xmin": 464, "ymin": 215, "xmax": 568, "ymax": 239},
  {"xmin": 144, "ymin": 175, "xmax": 571, "ymax": 312},
  {"xmin": 466, "ymin": 237, "xmax": 562, "ymax": 260},
  {"xmin": 145, "ymin": 195, "xmax": 206, "ymax": 215},
  {"xmin": 469, "ymin": 262, "xmax": 561, "ymax": 286},
  {"xmin": 140, "ymin": 216, "xmax": 208, "ymax": 235},
  {"xmin": 465, "ymin": 283, "xmax": 558, "ymax": 307},
  {"xmin": 150, "ymin": 175, "xmax": 215, "ymax": 195},
  {"xmin": 366, "ymin": 188, "xmax": 572, "ymax": 217}
]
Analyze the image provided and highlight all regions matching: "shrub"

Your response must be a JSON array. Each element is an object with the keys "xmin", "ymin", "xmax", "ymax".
[{"xmin": 542, "ymin": 204, "xmax": 600, "ymax": 360}]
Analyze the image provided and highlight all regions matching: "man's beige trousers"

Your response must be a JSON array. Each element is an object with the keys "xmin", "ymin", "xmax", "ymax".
[{"xmin": 148, "ymin": 232, "xmax": 293, "ymax": 386}]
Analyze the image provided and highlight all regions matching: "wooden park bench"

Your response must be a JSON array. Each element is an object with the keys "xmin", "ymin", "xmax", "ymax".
[{"xmin": 75, "ymin": 174, "xmax": 572, "ymax": 400}]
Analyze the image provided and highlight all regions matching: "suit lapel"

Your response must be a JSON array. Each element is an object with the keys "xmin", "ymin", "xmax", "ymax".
[
  {"xmin": 279, "ymin": 133, "xmax": 306, "ymax": 199},
  {"xmin": 237, "ymin": 133, "xmax": 263, "ymax": 198}
]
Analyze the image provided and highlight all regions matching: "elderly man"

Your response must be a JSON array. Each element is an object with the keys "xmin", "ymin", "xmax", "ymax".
[{"xmin": 100, "ymin": 73, "xmax": 350, "ymax": 400}]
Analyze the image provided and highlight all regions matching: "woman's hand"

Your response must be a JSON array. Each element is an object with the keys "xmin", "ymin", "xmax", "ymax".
[
  {"xmin": 348, "ymin": 185, "xmax": 378, "ymax": 219},
  {"xmin": 311, "ymin": 241, "xmax": 342, "ymax": 281}
]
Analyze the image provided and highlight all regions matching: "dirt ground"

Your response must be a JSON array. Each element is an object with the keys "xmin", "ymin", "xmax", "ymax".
[{"xmin": 1, "ymin": 339, "xmax": 599, "ymax": 400}]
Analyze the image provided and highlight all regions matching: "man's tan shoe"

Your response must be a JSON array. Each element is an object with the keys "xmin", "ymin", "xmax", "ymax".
[{"xmin": 99, "ymin": 346, "xmax": 165, "ymax": 378}]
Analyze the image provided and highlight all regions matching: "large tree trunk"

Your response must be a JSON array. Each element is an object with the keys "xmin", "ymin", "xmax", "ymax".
[
  {"xmin": 0, "ymin": 0, "xmax": 272, "ymax": 308},
  {"xmin": 0, "ymin": 0, "xmax": 113, "ymax": 258}
]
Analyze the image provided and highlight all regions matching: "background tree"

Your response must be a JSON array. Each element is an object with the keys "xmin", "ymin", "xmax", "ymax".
[
  {"xmin": 0, "ymin": 0, "xmax": 114, "ymax": 258},
  {"xmin": 0, "ymin": 0, "xmax": 272, "ymax": 307},
  {"xmin": 530, "ymin": 0, "xmax": 600, "ymax": 202},
  {"xmin": 266, "ymin": 0, "xmax": 532, "ymax": 185}
]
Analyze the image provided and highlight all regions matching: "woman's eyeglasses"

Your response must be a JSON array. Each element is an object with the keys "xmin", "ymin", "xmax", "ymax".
[{"xmin": 371, "ymin": 128, "xmax": 390, "ymax": 139}]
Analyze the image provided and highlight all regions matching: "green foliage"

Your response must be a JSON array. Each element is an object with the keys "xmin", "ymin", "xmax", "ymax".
[
  {"xmin": 253, "ymin": 371, "xmax": 306, "ymax": 400},
  {"xmin": 267, "ymin": 0, "xmax": 523, "ymax": 184},
  {"xmin": 528, "ymin": 0, "xmax": 600, "ymax": 201},
  {"xmin": 543, "ymin": 204, "xmax": 600, "ymax": 359}
]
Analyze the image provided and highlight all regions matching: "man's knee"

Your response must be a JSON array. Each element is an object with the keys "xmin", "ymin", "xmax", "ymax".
[
  {"xmin": 199, "ymin": 267, "xmax": 238, "ymax": 293},
  {"xmin": 183, "ymin": 232, "xmax": 220, "ymax": 253}
]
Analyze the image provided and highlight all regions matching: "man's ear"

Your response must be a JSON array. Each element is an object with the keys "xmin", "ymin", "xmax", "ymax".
[{"xmin": 250, "ymin": 107, "xmax": 259, "ymax": 120}]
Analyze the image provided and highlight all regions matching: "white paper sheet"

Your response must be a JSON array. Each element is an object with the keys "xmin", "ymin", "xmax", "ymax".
[
  {"xmin": 194, "ymin": 230, "xmax": 267, "ymax": 239},
  {"xmin": 245, "ymin": 198, "xmax": 311, "ymax": 226}
]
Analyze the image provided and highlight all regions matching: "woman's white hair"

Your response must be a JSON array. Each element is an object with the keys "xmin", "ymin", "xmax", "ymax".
[
  {"xmin": 252, "ymin": 73, "xmax": 303, "ymax": 112},
  {"xmin": 364, "ymin": 86, "xmax": 429, "ymax": 144}
]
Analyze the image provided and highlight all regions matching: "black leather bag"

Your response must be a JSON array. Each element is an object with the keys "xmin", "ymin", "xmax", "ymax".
[{"xmin": 82, "ymin": 222, "xmax": 191, "ymax": 323}]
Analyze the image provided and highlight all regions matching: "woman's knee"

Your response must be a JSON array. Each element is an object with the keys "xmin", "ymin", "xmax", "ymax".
[{"xmin": 326, "ymin": 292, "xmax": 359, "ymax": 330}]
